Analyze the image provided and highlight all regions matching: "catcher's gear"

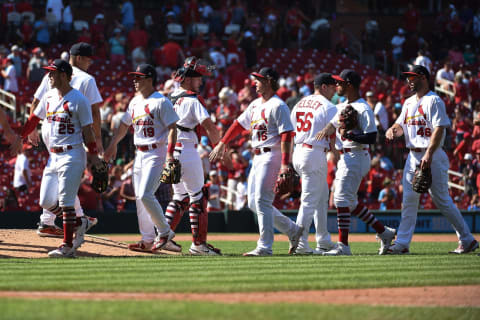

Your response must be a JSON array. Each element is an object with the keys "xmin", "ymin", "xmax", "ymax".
[
  {"xmin": 412, "ymin": 166, "xmax": 432, "ymax": 193},
  {"xmin": 339, "ymin": 105, "xmax": 358, "ymax": 131},
  {"xmin": 160, "ymin": 159, "xmax": 182, "ymax": 184},
  {"xmin": 274, "ymin": 167, "xmax": 295, "ymax": 195},
  {"xmin": 91, "ymin": 160, "xmax": 108, "ymax": 193}
]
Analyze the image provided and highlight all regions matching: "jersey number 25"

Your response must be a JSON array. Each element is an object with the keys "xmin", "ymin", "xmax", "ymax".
[{"xmin": 296, "ymin": 112, "xmax": 313, "ymax": 132}]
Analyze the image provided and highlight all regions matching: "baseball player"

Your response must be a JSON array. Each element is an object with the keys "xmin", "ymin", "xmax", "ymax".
[
  {"xmin": 290, "ymin": 73, "xmax": 338, "ymax": 254},
  {"xmin": 0, "ymin": 107, "xmax": 22, "ymax": 155},
  {"xmin": 21, "ymin": 59, "xmax": 102, "ymax": 257},
  {"xmin": 29, "ymin": 43, "xmax": 102, "ymax": 238},
  {"xmin": 385, "ymin": 65, "xmax": 478, "ymax": 254},
  {"xmin": 164, "ymin": 56, "xmax": 223, "ymax": 255},
  {"xmin": 210, "ymin": 67, "xmax": 303, "ymax": 256},
  {"xmin": 316, "ymin": 69, "xmax": 396, "ymax": 256},
  {"xmin": 104, "ymin": 64, "xmax": 180, "ymax": 253}
]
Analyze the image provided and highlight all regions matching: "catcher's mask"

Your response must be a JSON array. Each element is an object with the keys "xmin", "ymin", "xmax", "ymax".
[{"xmin": 175, "ymin": 56, "xmax": 215, "ymax": 82}]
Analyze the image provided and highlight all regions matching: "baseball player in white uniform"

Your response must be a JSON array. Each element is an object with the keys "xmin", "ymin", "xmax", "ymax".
[
  {"xmin": 29, "ymin": 43, "xmax": 102, "ymax": 238},
  {"xmin": 316, "ymin": 69, "xmax": 395, "ymax": 256},
  {"xmin": 290, "ymin": 73, "xmax": 338, "ymax": 254},
  {"xmin": 105, "ymin": 64, "xmax": 180, "ymax": 253},
  {"xmin": 164, "ymin": 57, "xmax": 223, "ymax": 255},
  {"xmin": 21, "ymin": 59, "xmax": 102, "ymax": 257},
  {"xmin": 385, "ymin": 65, "xmax": 478, "ymax": 254},
  {"xmin": 210, "ymin": 67, "xmax": 303, "ymax": 256}
]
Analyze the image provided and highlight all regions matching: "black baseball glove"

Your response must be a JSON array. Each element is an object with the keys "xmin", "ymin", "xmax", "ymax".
[
  {"xmin": 91, "ymin": 160, "xmax": 109, "ymax": 193},
  {"xmin": 412, "ymin": 166, "xmax": 432, "ymax": 193},
  {"xmin": 339, "ymin": 105, "xmax": 359, "ymax": 132},
  {"xmin": 274, "ymin": 167, "xmax": 295, "ymax": 195},
  {"xmin": 160, "ymin": 159, "xmax": 182, "ymax": 184}
]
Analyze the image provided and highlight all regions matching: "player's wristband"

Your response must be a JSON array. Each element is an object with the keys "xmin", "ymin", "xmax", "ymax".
[
  {"xmin": 167, "ymin": 143, "xmax": 175, "ymax": 154},
  {"xmin": 281, "ymin": 152, "xmax": 289, "ymax": 165},
  {"xmin": 220, "ymin": 120, "xmax": 244, "ymax": 145},
  {"xmin": 87, "ymin": 142, "xmax": 98, "ymax": 155},
  {"xmin": 21, "ymin": 114, "xmax": 41, "ymax": 139},
  {"xmin": 280, "ymin": 131, "xmax": 293, "ymax": 142}
]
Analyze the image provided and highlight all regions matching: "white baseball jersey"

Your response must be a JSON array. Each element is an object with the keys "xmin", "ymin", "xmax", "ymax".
[
  {"xmin": 121, "ymin": 91, "xmax": 179, "ymax": 145},
  {"xmin": 35, "ymin": 66, "xmax": 103, "ymax": 146},
  {"xmin": 237, "ymin": 95, "xmax": 293, "ymax": 148},
  {"xmin": 291, "ymin": 94, "xmax": 337, "ymax": 148},
  {"xmin": 395, "ymin": 91, "xmax": 450, "ymax": 148},
  {"xmin": 331, "ymin": 98, "xmax": 377, "ymax": 150},
  {"xmin": 34, "ymin": 88, "xmax": 93, "ymax": 148},
  {"xmin": 170, "ymin": 89, "xmax": 209, "ymax": 144}
]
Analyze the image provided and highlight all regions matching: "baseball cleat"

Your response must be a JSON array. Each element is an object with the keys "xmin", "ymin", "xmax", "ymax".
[
  {"xmin": 153, "ymin": 230, "xmax": 175, "ymax": 251},
  {"xmin": 294, "ymin": 246, "xmax": 314, "ymax": 255},
  {"xmin": 322, "ymin": 242, "xmax": 352, "ymax": 256},
  {"xmin": 128, "ymin": 240, "xmax": 154, "ymax": 252},
  {"xmin": 72, "ymin": 217, "xmax": 92, "ymax": 250},
  {"xmin": 189, "ymin": 243, "xmax": 221, "ymax": 255},
  {"xmin": 386, "ymin": 243, "xmax": 410, "ymax": 254},
  {"xmin": 84, "ymin": 215, "xmax": 98, "ymax": 232},
  {"xmin": 242, "ymin": 248, "xmax": 272, "ymax": 256},
  {"xmin": 152, "ymin": 240, "xmax": 182, "ymax": 254},
  {"xmin": 449, "ymin": 239, "xmax": 479, "ymax": 254},
  {"xmin": 377, "ymin": 227, "xmax": 396, "ymax": 255},
  {"xmin": 48, "ymin": 244, "xmax": 76, "ymax": 258},
  {"xmin": 288, "ymin": 225, "xmax": 304, "ymax": 254},
  {"xmin": 314, "ymin": 241, "xmax": 337, "ymax": 254},
  {"xmin": 37, "ymin": 223, "xmax": 63, "ymax": 238}
]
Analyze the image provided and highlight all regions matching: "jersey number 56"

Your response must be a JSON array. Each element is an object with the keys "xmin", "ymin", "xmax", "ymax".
[{"xmin": 296, "ymin": 112, "xmax": 313, "ymax": 132}]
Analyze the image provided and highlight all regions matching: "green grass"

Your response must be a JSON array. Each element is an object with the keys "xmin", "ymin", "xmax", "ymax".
[{"xmin": 0, "ymin": 299, "xmax": 479, "ymax": 320}]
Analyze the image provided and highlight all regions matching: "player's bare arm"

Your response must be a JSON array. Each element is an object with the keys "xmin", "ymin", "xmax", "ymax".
[
  {"xmin": 385, "ymin": 123, "xmax": 404, "ymax": 140},
  {"xmin": 204, "ymin": 117, "xmax": 231, "ymax": 164},
  {"xmin": 315, "ymin": 122, "xmax": 335, "ymax": 141},
  {"xmin": 280, "ymin": 133, "xmax": 292, "ymax": 172},
  {"xmin": 166, "ymin": 122, "xmax": 177, "ymax": 162},
  {"xmin": 421, "ymin": 126, "xmax": 445, "ymax": 170},
  {"xmin": 82, "ymin": 124, "xmax": 102, "ymax": 169},
  {"xmin": 91, "ymin": 102, "xmax": 104, "ymax": 154},
  {"xmin": 104, "ymin": 122, "xmax": 129, "ymax": 162},
  {"xmin": 27, "ymin": 98, "xmax": 41, "ymax": 146}
]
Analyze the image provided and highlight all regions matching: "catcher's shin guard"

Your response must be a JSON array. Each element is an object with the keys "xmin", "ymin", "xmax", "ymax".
[
  {"xmin": 165, "ymin": 197, "xmax": 189, "ymax": 230},
  {"xmin": 190, "ymin": 189, "xmax": 209, "ymax": 245}
]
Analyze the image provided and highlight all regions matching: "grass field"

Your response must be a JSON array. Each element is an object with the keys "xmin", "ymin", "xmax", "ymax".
[{"xmin": 0, "ymin": 236, "xmax": 479, "ymax": 320}]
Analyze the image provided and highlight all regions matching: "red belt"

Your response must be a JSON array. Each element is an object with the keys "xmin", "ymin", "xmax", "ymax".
[
  {"xmin": 253, "ymin": 147, "xmax": 271, "ymax": 155},
  {"xmin": 50, "ymin": 145, "xmax": 73, "ymax": 153},
  {"xmin": 340, "ymin": 147, "xmax": 368, "ymax": 154},
  {"xmin": 175, "ymin": 142, "xmax": 197, "ymax": 148},
  {"xmin": 136, "ymin": 144, "xmax": 158, "ymax": 151},
  {"xmin": 410, "ymin": 148, "xmax": 426, "ymax": 152},
  {"xmin": 302, "ymin": 143, "xmax": 328, "ymax": 152}
]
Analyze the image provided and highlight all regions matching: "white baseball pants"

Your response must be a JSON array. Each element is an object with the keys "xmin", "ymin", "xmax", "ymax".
[{"xmin": 396, "ymin": 149, "xmax": 475, "ymax": 248}]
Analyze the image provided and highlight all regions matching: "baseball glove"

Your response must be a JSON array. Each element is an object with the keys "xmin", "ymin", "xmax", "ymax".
[
  {"xmin": 274, "ymin": 167, "xmax": 295, "ymax": 195},
  {"xmin": 339, "ymin": 105, "xmax": 358, "ymax": 131},
  {"xmin": 412, "ymin": 166, "xmax": 432, "ymax": 193},
  {"xmin": 160, "ymin": 159, "xmax": 182, "ymax": 184},
  {"xmin": 91, "ymin": 160, "xmax": 109, "ymax": 193}
]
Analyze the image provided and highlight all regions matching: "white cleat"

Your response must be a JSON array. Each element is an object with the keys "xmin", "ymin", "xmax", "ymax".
[
  {"xmin": 153, "ymin": 240, "xmax": 182, "ymax": 254},
  {"xmin": 152, "ymin": 230, "xmax": 175, "ymax": 251},
  {"xmin": 377, "ymin": 227, "xmax": 396, "ymax": 255},
  {"xmin": 72, "ymin": 217, "xmax": 92, "ymax": 250},
  {"xmin": 314, "ymin": 241, "xmax": 337, "ymax": 255},
  {"xmin": 48, "ymin": 244, "xmax": 76, "ymax": 258},
  {"xmin": 189, "ymin": 243, "xmax": 222, "ymax": 255},
  {"xmin": 288, "ymin": 225, "xmax": 304, "ymax": 254},
  {"xmin": 242, "ymin": 248, "xmax": 272, "ymax": 256},
  {"xmin": 322, "ymin": 242, "xmax": 352, "ymax": 256},
  {"xmin": 386, "ymin": 243, "xmax": 410, "ymax": 255},
  {"xmin": 294, "ymin": 246, "xmax": 314, "ymax": 255}
]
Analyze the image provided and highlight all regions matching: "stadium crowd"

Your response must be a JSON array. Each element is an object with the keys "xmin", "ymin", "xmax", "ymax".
[{"xmin": 1, "ymin": 0, "xmax": 480, "ymax": 213}]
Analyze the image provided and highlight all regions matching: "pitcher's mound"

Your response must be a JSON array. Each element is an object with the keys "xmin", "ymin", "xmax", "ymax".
[{"xmin": 0, "ymin": 229, "xmax": 178, "ymax": 258}]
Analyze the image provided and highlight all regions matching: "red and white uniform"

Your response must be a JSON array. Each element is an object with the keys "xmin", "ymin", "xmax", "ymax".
[
  {"xmin": 237, "ymin": 95, "xmax": 299, "ymax": 253},
  {"xmin": 291, "ymin": 94, "xmax": 337, "ymax": 252},
  {"xmin": 395, "ymin": 91, "xmax": 475, "ymax": 248},
  {"xmin": 331, "ymin": 98, "xmax": 376, "ymax": 209},
  {"xmin": 36, "ymin": 66, "xmax": 103, "ymax": 226},
  {"xmin": 170, "ymin": 88, "xmax": 209, "ymax": 202},
  {"xmin": 35, "ymin": 88, "xmax": 92, "ymax": 208},
  {"xmin": 121, "ymin": 91, "xmax": 179, "ymax": 242}
]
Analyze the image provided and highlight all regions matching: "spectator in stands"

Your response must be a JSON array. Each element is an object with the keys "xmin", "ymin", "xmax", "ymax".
[
  {"xmin": 100, "ymin": 98, "xmax": 113, "ymax": 148},
  {"xmin": 436, "ymin": 60, "xmax": 454, "ymax": 90},
  {"xmin": 452, "ymin": 107, "xmax": 473, "ymax": 145},
  {"xmin": 404, "ymin": 2, "xmax": 421, "ymax": 33},
  {"xmin": 296, "ymin": 75, "xmax": 311, "ymax": 97},
  {"xmin": 7, "ymin": 45, "xmax": 22, "ymax": 76},
  {"xmin": 60, "ymin": 0, "xmax": 73, "ymax": 43},
  {"xmin": 378, "ymin": 178, "xmax": 396, "ymax": 211},
  {"xmin": 127, "ymin": 22, "xmax": 149, "ymax": 53},
  {"xmin": 206, "ymin": 170, "xmax": 221, "ymax": 212},
  {"xmin": 365, "ymin": 91, "xmax": 375, "ymax": 109},
  {"xmin": 197, "ymin": 136, "xmax": 212, "ymax": 180},
  {"xmin": 119, "ymin": 169, "xmax": 135, "ymax": 210},
  {"xmin": 454, "ymin": 74, "xmax": 469, "ymax": 107},
  {"xmin": 391, "ymin": 28, "xmax": 406, "ymax": 72},
  {"xmin": 366, "ymin": 156, "xmax": 387, "ymax": 203},
  {"xmin": 285, "ymin": 85, "xmax": 301, "ymax": 110},
  {"xmin": 448, "ymin": 45, "xmax": 464, "ymax": 66},
  {"xmin": 102, "ymin": 176, "xmax": 121, "ymax": 211},
  {"xmin": 235, "ymin": 171, "xmax": 247, "ymax": 210},
  {"xmin": 158, "ymin": 38, "xmax": 185, "ymax": 69},
  {"xmin": 131, "ymin": 46, "xmax": 147, "ymax": 70},
  {"xmin": 1, "ymin": 58, "xmax": 18, "ymax": 93},
  {"xmin": 91, "ymin": 13, "xmax": 106, "ymax": 45},
  {"xmin": 17, "ymin": 16, "xmax": 33, "ymax": 47},
  {"xmin": 109, "ymin": 28, "xmax": 126, "ymax": 65},
  {"xmin": 413, "ymin": 49, "xmax": 432, "ymax": 73},
  {"xmin": 237, "ymin": 78, "xmax": 255, "ymax": 112},
  {"xmin": 209, "ymin": 46, "xmax": 226, "ymax": 70},
  {"xmin": 34, "ymin": 15, "xmax": 50, "ymax": 46},
  {"xmin": 45, "ymin": 0, "xmax": 62, "ymax": 36},
  {"xmin": 13, "ymin": 148, "xmax": 31, "ymax": 194},
  {"xmin": 27, "ymin": 47, "xmax": 47, "ymax": 83},
  {"xmin": 121, "ymin": 0, "xmax": 135, "ymax": 32},
  {"xmin": 216, "ymin": 87, "xmax": 237, "ymax": 128},
  {"xmin": 374, "ymin": 93, "xmax": 389, "ymax": 137},
  {"xmin": 276, "ymin": 78, "xmax": 291, "ymax": 101},
  {"xmin": 467, "ymin": 194, "xmax": 480, "ymax": 211}
]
